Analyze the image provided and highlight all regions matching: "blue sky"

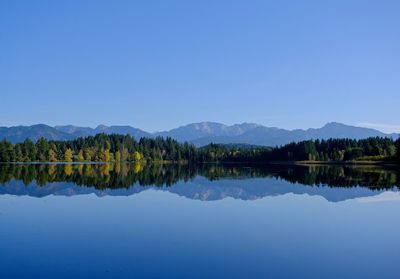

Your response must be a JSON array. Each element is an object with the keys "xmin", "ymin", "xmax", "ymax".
[{"xmin": 1, "ymin": 0, "xmax": 399, "ymax": 132}]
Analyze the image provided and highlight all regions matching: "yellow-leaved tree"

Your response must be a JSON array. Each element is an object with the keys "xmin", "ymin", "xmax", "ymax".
[
  {"xmin": 133, "ymin": 151, "xmax": 143, "ymax": 162},
  {"xmin": 64, "ymin": 164, "xmax": 73, "ymax": 176},
  {"xmin": 77, "ymin": 149, "xmax": 84, "ymax": 162},
  {"xmin": 64, "ymin": 148, "xmax": 73, "ymax": 162}
]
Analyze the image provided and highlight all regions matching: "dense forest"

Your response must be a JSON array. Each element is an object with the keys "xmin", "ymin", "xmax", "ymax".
[
  {"xmin": 0, "ymin": 134, "xmax": 197, "ymax": 163},
  {"xmin": 216, "ymin": 137, "xmax": 399, "ymax": 163},
  {"xmin": 0, "ymin": 133, "xmax": 399, "ymax": 163}
]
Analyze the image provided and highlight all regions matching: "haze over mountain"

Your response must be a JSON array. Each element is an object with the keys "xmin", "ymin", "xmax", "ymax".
[{"xmin": 0, "ymin": 122, "xmax": 398, "ymax": 146}]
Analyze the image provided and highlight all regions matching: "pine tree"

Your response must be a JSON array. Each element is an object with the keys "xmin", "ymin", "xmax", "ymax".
[
  {"xmin": 36, "ymin": 138, "xmax": 49, "ymax": 161},
  {"xmin": 84, "ymin": 148, "xmax": 92, "ymax": 161},
  {"xmin": 22, "ymin": 139, "xmax": 36, "ymax": 162},
  {"xmin": 14, "ymin": 144, "xmax": 23, "ymax": 162}
]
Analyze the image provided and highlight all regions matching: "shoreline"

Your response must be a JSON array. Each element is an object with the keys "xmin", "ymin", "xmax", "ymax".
[{"xmin": 0, "ymin": 160, "xmax": 398, "ymax": 167}]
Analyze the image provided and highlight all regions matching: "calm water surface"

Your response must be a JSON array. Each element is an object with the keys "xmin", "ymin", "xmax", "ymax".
[{"xmin": 0, "ymin": 163, "xmax": 399, "ymax": 278}]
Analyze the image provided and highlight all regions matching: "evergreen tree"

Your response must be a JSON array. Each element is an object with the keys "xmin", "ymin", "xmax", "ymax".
[
  {"xmin": 84, "ymin": 148, "xmax": 92, "ymax": 161},
  {"xmin": 36, "ymin": 138, "xmax": 49, "ymax": 161},
  {"xmin": 22, "ymin": 139, "xmax": 37, "ymax": 162},
  {"xmin": 14, "ymin": 144, "xmax": 23, "ymax": 162}
]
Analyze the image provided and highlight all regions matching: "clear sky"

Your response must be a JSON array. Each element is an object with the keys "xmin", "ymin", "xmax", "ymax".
[{"xmin": 1, "ymin": 0, "xmax": 399, "ymax": 133}]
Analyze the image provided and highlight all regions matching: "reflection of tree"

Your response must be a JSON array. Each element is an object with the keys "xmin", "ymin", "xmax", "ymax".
[
  {"xmin": 64, "ymin": 164, "xmax": 73, "ymax": 176},
  {"xmin": 269, "ymin": 165, "xmax": 400, "ymax": 189},
  {"xmin": 0, "ymin": 163, "xmax": 399, "ymax": 190},
  {"xmin": 133, "ymin": 162, "xmax": 142, "ymax": 174}
]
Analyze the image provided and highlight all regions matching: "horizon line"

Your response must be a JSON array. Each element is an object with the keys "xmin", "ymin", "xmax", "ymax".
[{"xmin": 1, "ymin": 121, "xmax": 399, "ymax": 134}]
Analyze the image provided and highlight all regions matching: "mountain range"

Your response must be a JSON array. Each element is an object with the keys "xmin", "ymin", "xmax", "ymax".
[{"xmin": 0, "ymin": 122, "xmax": 398, "ymax": 146}]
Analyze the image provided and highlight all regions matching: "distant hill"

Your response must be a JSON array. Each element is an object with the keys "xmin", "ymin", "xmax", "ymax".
[
  {"xmin": 0, "ymin": 122, "xmax": 398, "ymax": 145},
  {"xmin": 54, "ymin": 125, "xmax": 95, "ymax": 138},
  {"xmin": 189, "ymin": 122, "xmax": 399, "ymax": 146},
  {"xmin": 155, "ymin": 122, "xmax": 261, "ymax": 142},
  {"xmin": 0, "ymin": 124, "xmax": 74, "ymax": 143}
]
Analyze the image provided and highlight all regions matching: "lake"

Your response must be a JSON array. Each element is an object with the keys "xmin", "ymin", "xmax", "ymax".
[{"xmin": 0, "ymin": 163, "xmax": 399, "ymax": 278}]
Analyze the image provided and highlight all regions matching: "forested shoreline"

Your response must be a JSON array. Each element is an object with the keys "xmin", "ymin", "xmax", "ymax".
[{"xmin": 0, "ymin": 133, "xmax": 399, "ymax": 164}]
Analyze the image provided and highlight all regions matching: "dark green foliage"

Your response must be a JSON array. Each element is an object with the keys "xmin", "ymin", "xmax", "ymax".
[
  {"xmin": 0, "ymin": 134, "xmax": 397, "ymax": 163},
  {"xmin": 0, "ymin": 139, "xmax": 15, "ymax": 162},
  {"xmin": 22, "ymin": 139, "xmax": 37, "ymax": 162},
  {"xmin": 197, "ymin": 137, "xmax": 397, "ymax": 163},
  {"xmin": 344, "ymin": 148, "xmax": 364, "ymax": 161},
  {"xmin": 197, "ymin": 144, "xmax": 270, "ymax": 162},
  {"xmin": 260, "ymin": 137, "xmax": 397, "ymax": 162}
]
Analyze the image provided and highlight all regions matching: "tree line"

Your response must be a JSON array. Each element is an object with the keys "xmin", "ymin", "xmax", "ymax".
[
  {"xmin": 204, "ymin": 137, "xmax": 399, "ymax": 163},
  {"xmin": 0, "ymin": 134, "xmax": 399, "ymax": 163},
  {"xmin": 0, "ymin": 134, "xmax": 197, "ymax": 163}
]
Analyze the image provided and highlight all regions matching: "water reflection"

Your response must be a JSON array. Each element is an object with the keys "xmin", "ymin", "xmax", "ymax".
[
  {"xmin": 1, "ymin": 164, "xmax": 400, "ymax": 278},
  {"xmin": 0, "ymin": 163, "xmax": 399, "ymax": 202}
]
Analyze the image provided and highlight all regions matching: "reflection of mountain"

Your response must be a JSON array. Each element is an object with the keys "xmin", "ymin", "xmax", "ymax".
[
  {"xmin": 0, "ymin": 164, "xmax": 398, "ymax": 203},
  {"xmin": 0, "ymin": 177, "xmax": 393, "ymax": 203}
]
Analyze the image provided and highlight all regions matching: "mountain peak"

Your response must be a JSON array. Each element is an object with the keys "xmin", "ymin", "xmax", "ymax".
[
  {"xmin": 322, "ymin": 122, "xmax": 348, "ymax": 128},
  {"xmin": 95, "ymin": 125, "xmax": 108, "ymax": 131}
]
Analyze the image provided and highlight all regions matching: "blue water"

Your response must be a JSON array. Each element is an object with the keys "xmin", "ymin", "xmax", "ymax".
[{"xmin": 0, "ymin": 165, "xmax": 399, "ymax": 278}]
